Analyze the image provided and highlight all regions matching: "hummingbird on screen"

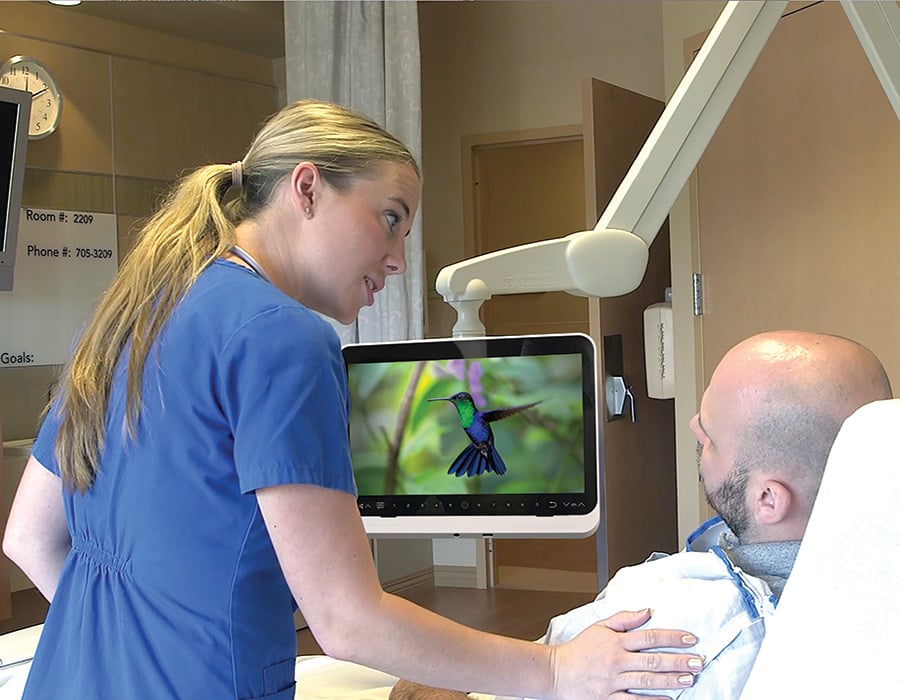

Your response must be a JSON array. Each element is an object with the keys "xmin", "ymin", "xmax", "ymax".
[{"xmin": 428, "ymin": 391, "xmax": 541, "ymax": 477}]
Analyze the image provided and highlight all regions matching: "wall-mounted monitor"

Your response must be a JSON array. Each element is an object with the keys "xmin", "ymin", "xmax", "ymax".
[
  {"xmin": 343, "ymin": 333, "xmax": 601, "ymax": 538},
  {"xmin": 0, "ymin": 85, "xmax": 30, "ymax": 292}
]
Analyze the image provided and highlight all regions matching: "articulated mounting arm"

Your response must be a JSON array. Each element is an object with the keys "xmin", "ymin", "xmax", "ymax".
[
  {"xmin": 436, "ymin": 0, "xmax": 900, "ymax": 337},
  {"xmin": 435, "ymin": 228, "xmax": 650, "ymax": 336}
]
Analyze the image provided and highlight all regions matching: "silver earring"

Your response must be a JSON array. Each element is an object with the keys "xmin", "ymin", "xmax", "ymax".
[{"xmin": 304, "ymin": 207, "xmax": 311, "ymax": 215}]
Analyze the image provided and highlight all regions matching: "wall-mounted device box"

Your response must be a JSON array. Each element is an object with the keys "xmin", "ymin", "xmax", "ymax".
[{"xmin": 643, "ymin": 301, "xmax": 674, "ymax": 399}]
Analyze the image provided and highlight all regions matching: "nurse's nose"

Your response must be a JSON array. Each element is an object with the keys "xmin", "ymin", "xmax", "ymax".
[{"xmin": 384, "ymin": 239, "xmax": 407, "ymax": 276}]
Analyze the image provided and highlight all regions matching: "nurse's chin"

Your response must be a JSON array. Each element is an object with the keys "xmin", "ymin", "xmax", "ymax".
[{"xmin": 333, "ymin": 306, "xmax": 363, "ymax": 326}]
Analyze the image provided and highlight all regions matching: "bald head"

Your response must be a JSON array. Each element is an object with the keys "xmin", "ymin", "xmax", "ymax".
[
  {"xmin": 719, "ymin": 331, "xmax": 891, "ymax": 426},
  {"xmin": 693, "ymin": 330, "xmax": 891, "ymax": 542}
]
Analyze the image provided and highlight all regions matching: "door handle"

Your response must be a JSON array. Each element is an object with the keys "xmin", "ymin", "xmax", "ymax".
[{"xmin": 605, "ymin": 375, "xmax": 636, "ymax": 423}]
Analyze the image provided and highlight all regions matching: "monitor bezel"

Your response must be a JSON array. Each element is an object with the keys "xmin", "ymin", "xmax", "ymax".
[
  {"xmin": 342, "ymin": 333, "xmax": 601, "ymax": 538},
  {"xmin": 0, "ymin": 84, "xmax": 30, "ymax": 292}
]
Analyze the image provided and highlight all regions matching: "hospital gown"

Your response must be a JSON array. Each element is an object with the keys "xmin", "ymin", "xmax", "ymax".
[{"xmin": 522, "ymin": 518, "xmax": 777, "ymax": 700}]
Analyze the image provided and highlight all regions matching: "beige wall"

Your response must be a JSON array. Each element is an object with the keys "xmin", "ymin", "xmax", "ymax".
[
  {"xmin": 0, "ymin": 2, "xmax": 278, "ymax": 441},
  {"xmin": 664, "ymin": 1, "xmax": 900, "ymax": 539},
  {"xmin": 660, "ymin": 2, "xmax": 726, "ymax": 541},
  {"xmin": 418, "ymin": 0, "xmax": 665, "ymax": 338}
]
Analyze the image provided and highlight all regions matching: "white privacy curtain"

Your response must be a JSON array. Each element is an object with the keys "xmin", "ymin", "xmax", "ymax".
[{"xmin": 284, "ymin": 1, "xmax": 424, "ymax": 345}]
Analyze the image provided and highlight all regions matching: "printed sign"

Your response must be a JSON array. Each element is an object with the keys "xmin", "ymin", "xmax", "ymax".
[{"xmin": 0, "ymin": 208, "xmax": 118, "ymax": 367}]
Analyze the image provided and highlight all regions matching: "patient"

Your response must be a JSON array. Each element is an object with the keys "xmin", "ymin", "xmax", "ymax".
[{"xmin": 390, "ymin": 330, "xmax": 892, "ymax": 700}]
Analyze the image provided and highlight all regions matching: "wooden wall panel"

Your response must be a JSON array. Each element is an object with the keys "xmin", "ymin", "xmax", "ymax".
[
  {"xmin": 0, "ymin": 35, "xmax": 113, "ymax": 174},
  {"xmin": 114, "ymin": 176, "xmax": 171, "ymax": 219},
  {"xmin": 112, "ymin": 57, "xmax": 277, "ymax": 180},
  {"xmin": 0, "ymin": 1, "xmax": 275, "ymax": 86},
  {"xmin": 0, "ymin": 367, "xmax": 59, "ymax": 442},
  {"xmin": 23, "ymin": 170, "xmax": 114, "ymax": 214}
]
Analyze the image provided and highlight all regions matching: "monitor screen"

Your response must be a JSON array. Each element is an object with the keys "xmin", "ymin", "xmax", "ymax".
[
  {"xmin": 0, "ymin": 85, "xmax": 30, "ymax": 291},
  {"xmin": 343, "ymin": 333, "xmax": 601, "ymax": 537}
]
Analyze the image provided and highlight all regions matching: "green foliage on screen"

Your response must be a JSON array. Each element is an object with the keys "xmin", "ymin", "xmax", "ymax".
[{"xmin": 348, "ymin": 355, "xmax": 585, "ymax": 496}]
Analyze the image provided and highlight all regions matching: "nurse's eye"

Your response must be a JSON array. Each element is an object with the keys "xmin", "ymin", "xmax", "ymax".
[{"xmin": 386, "ymin": 211, "xmax": 401, "ymax": 232}]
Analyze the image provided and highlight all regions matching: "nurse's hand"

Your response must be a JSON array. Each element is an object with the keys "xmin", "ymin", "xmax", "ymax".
[{"xmin": 551, "ymin": 609, "xmax": 703, "ymax": 700}]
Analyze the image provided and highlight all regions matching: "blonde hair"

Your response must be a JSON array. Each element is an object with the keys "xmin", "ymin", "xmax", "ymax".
[{"xmin": 54, "ymin": 99, "xmax": 419, "ymax": 492}]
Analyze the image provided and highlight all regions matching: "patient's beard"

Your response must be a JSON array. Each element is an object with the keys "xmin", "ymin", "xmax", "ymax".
[{"xmin": 705, "ymin": 460, "xmax": 751, "ymax": 541}]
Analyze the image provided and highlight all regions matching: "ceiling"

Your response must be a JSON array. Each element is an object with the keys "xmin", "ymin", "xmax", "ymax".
[{"xmin": 64, "ymin": 1, "xmax": 286, "ymax": 60}]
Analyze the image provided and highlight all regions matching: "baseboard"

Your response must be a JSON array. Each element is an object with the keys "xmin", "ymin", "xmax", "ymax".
[
  {"xmin": 382, "ymin": 567, "xmax": 435, "ymax": 595},
  {"xmin": 433, "ymin": 564, "xmax": 481, "ymax": 589},
  {"xmin": 495, "ymin": 566, "xmax": 597, "ymax": 593}
]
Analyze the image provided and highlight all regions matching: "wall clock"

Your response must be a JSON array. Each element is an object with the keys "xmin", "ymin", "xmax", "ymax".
[{"xmin": 0, "ymin": 55, "xmax": 63, "ymax": 139}]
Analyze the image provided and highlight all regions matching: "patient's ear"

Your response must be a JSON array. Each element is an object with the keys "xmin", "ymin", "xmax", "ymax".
[{"xmin": 752, "ymin": 478, "xmax": 792, "ymax": 526}]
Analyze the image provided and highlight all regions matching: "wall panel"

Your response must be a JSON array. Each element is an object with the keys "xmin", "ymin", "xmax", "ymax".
[
  {"xmin": 112, "ymin": 57, "xmax": 276, "ymax": 180},
  {"xmin": 0, "ymin": 35, "xmax": 113, "ymax": 173}
]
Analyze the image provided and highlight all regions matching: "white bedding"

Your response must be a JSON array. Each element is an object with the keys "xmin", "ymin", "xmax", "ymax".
[
  {"xmin": 293, "ymin": 655, "xmax": 397, "ymax": 700},
  {"xmin": 0, "ymin": 625, "xmax": 40, "ymax": 699}
]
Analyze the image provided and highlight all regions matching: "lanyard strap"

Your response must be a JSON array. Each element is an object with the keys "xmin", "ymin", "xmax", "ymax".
[{"xmin": 230, "ymin": 245, "xmax": 272, "ymax": 284}]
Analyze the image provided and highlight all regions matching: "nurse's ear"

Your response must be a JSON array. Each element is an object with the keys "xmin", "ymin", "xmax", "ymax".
[{"xmin": 289, "ymin": 162, "xmax": 319, "ymax": 218}]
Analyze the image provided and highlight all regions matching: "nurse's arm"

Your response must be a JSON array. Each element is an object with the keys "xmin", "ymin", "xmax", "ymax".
[
  {"xmin": 257, "ymin": 483, "xmax": 699, "ymax": 700},
  {"xmin": 256, "ymin": 482, "xmax": 556, "ymax": 695},
  {"xmin": 3, "ymin": 456, "xmax": 70, "ymax": 602}
]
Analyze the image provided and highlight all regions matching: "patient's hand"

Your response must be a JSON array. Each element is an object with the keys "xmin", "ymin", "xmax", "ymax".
[{"xmin": 389, "ymin": 679, "xmax": 469, "ymax": 700}]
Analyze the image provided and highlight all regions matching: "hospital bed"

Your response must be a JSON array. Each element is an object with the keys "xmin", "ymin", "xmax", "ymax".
[
  {"xmin": 2, "ymin": 1, "xmax": 898, "ymax": 697},
  {"xmin": 1, "ymin": 397, "xmax": 898, "ymax": 699}
]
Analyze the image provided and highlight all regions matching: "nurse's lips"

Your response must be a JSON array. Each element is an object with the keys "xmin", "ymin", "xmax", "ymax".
[{"xmin": 364, "ymin": 276, "xmax": 379, "ymax": 305}]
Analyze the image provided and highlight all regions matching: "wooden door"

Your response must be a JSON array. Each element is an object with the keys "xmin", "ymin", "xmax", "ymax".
[
  {"xmin": 584, "ymin": 79, "xmax": 678, "ymax": 579},
  {"xmin": 470, "ymin": 134, "xmax": 597, "ymax": 592},
  {"xmin": 694, "ymin": 1, "xmax": 900, "ymax": 517},
  {"xmin": 466, "ymin": 80, "xmax": 678, "ymax": 591}
]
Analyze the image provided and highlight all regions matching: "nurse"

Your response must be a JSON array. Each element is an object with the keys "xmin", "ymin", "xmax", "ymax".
[{"xmin": 3, "ymin": 99, "xmax": 702, "ymax": 700}]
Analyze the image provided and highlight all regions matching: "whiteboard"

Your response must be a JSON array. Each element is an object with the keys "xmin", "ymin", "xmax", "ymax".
[{"xmin": 0, "ymin": 208, "xmax": 117, "ymax": 368}]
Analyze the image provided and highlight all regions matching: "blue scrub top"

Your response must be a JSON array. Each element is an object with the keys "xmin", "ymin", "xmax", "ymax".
[{"xmin": 26, "ymin": 260, "xmax": 357, "ymax": 700}]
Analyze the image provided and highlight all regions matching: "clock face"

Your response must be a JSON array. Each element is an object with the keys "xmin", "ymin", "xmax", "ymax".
[{"xmin": 0, "ymin": 55, "xmax": 62, "ymax": 139}]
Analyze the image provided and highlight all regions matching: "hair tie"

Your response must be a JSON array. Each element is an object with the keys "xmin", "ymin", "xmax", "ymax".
[{"xmin": 230, "ymin": 160, "xmax": 243, "ymax": 189}]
